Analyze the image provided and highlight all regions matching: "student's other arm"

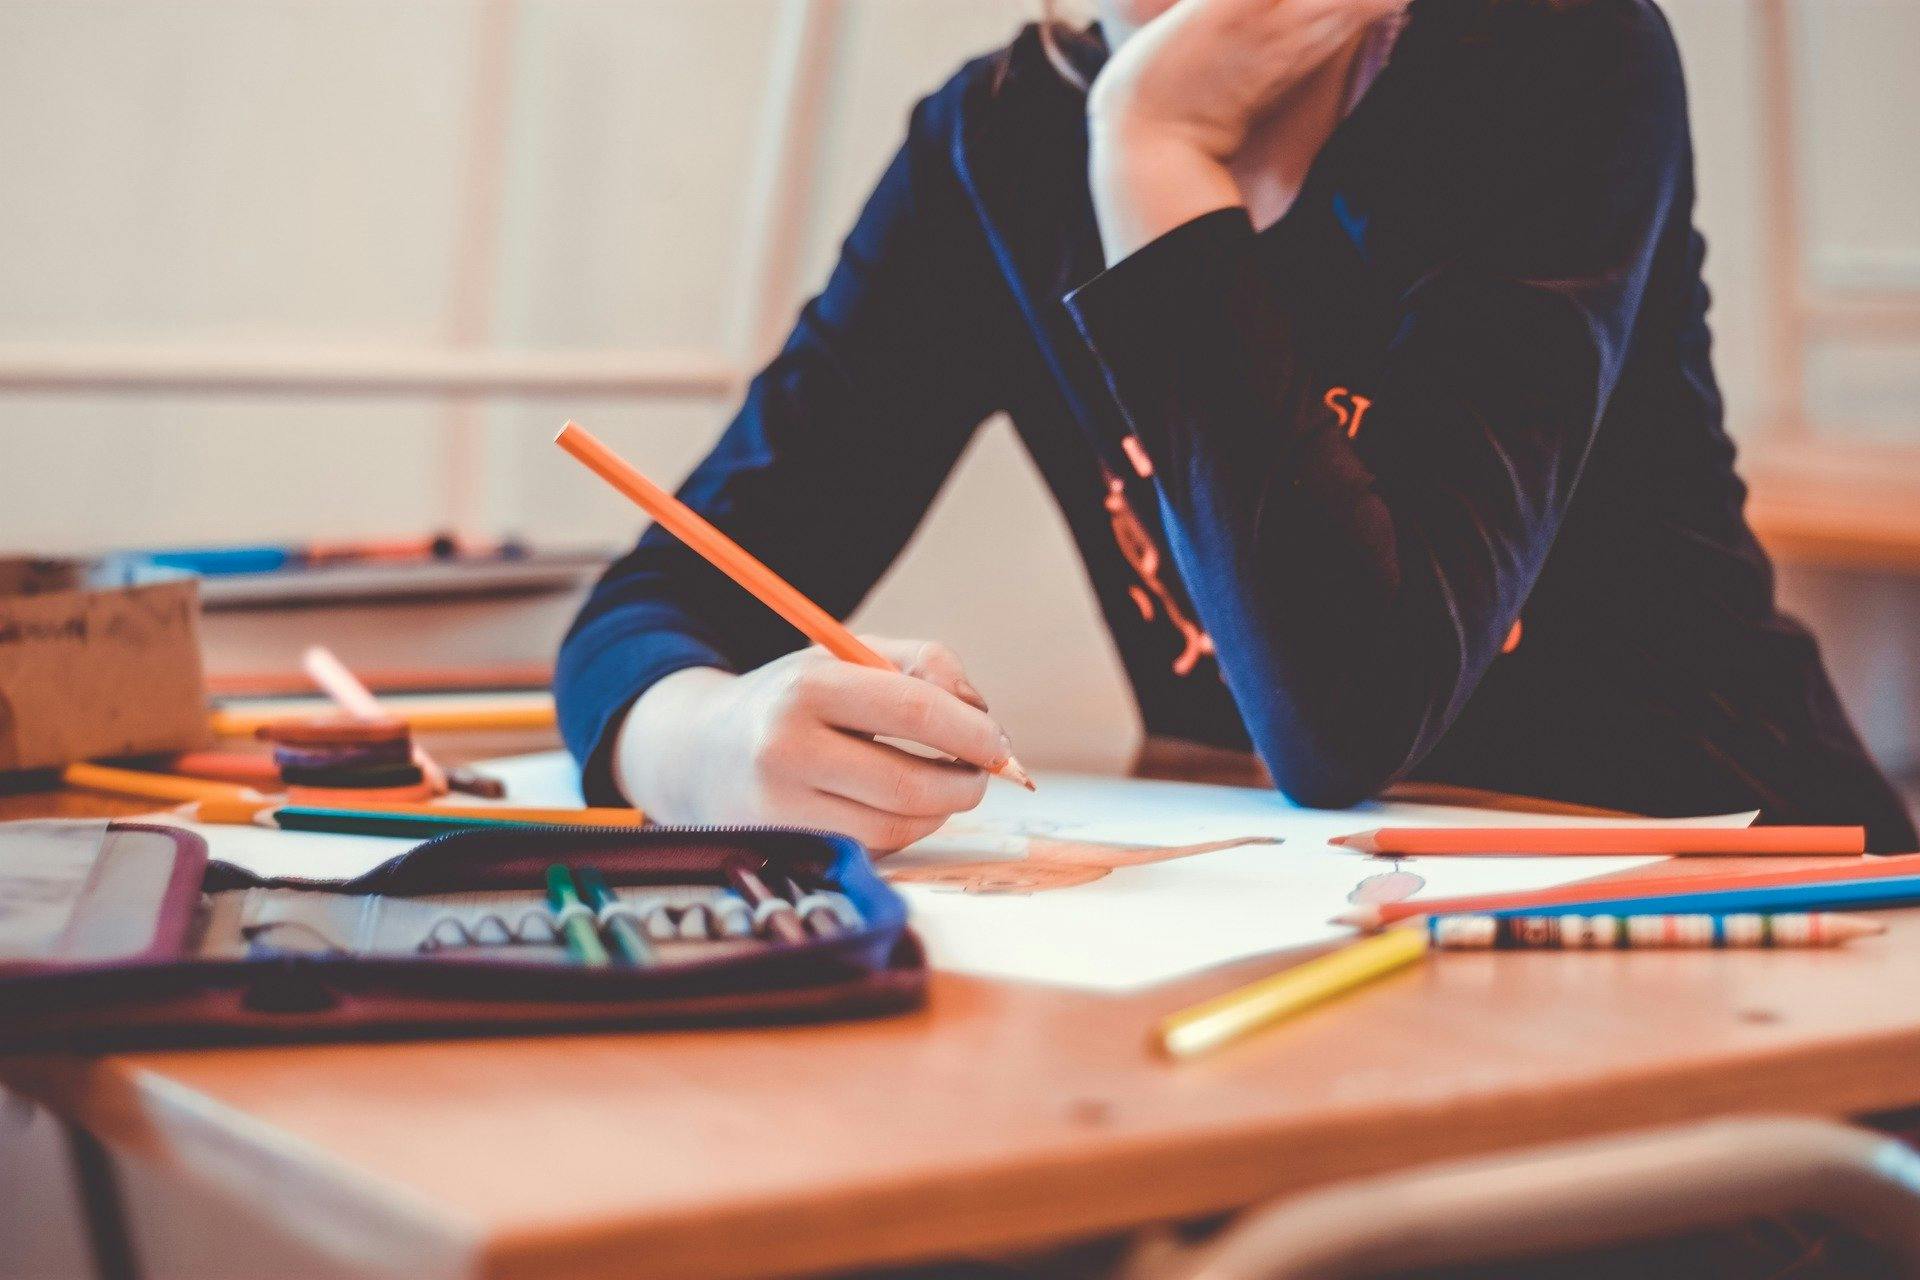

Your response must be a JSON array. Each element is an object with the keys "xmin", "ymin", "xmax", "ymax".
[
  {"xmin": 557, "ymin": 81, "xmax": 1018, "ymax": 846},
  {"xmin": 1069, "ymin": 3, "xmax": 1686, "ymax": 805}
]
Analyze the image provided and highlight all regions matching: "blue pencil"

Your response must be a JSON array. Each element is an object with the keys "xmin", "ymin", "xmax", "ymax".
[{"xmin": 1483, "ymin": 873, "xmax": 1920, "ymax": 920}]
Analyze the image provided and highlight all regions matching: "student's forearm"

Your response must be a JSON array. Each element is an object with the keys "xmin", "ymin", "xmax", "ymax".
[
  {"xmin": 1087, "ymin": 125, "xmax": 1243, "ymax": 265},
  {"xmin": 613, "ymin": 665, "xmax": 734, "ymax": 818}
]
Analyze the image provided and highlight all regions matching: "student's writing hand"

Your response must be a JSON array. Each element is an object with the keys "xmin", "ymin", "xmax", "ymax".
[
  {"xmin": 1085, "ymin": 0, "xmax": 1401, "ymax": 260},
  {"xmin": 612, "ymin": 638, "xmax": 1012, "ymax": 853}
]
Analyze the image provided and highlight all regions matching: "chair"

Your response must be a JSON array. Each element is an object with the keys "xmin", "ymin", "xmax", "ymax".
[{"xmin": 1155, "ymin": 1117, "xmax": 1920, "ymax": 1279}]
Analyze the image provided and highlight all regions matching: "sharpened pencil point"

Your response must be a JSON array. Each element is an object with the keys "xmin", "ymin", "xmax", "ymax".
[{"xmin": 998, "ymin": 754, "xmax": 1036, "ymax": 791}]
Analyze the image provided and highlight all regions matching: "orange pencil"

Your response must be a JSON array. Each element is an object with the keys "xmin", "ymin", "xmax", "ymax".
[
  {"xmin": 1334, "ymin": 850, "xmax": 1920, "ymax": 930},
  {"xmin": 1328, "ymin": 825, "xmax": 1866, "ymax": 857},
  {"xmin": 555, "ymin": 421, "xmax": 1035, "ymax": 790}
]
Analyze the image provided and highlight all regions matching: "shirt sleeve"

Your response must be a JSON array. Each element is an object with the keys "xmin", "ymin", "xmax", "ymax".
[
  {"xmin": 556, "ymin": 86, "xmax": 1014, "ymax": 803},
  {"xmin": 1062, "ymin": 4, "xmax": 1688, "ymax": 807}
]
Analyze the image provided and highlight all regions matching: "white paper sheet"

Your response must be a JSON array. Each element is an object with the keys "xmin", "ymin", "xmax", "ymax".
[{"xmin": 462, "ymin": 752, "xmax": 1757, "ymax": 992}]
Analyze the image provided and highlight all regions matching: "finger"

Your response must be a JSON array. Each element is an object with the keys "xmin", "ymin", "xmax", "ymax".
[
  {"xmin": 799, "ymin": 663, "xmax": 1011, "ymax": 772},
  {"xmin": 861, "ymin": 636, "xmax": 991, "ymax": 712},
  {"xmin": 803, "ymin": 727, "xmax": 991, "ymax": 818},
  {"xmin": 780, "ymin": 786, "xmax": 947, "ymax": 855}
]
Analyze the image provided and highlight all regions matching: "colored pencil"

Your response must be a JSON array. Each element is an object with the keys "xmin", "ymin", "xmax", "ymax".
[
  {"xmin": 1428, "ymin": 911, "xmax": 1885, "ymax": 949},
  {"xmin": 545, "ymin": 865, "xmax": 610, "ymax": 966},
  {"xmin": 209, "ymin": 698, "xmax": 556, "ymax": 739},
  {"xmin": 555, "ymin": 420, "xmax": 1035, "ymax": 792},
  {"xmin": 1334, "ymin": 852, "xmax": 1920, "ymax": 930},
  {"xmin": 63, "ymin": 762, "xmax": 263, "ymax": 807},
  {"xmin": 1328, "ymin": 825, "xmax": 1865, "ymax": 856},
  {"xmin": 189, "ymin": 795, "xmax": 646, "ymax": 833},
  {"xmin": 574, "ymin": 867, "xmax": 656, "ymax": 967},
  {"xmin": 1471, "ymin": 874, "xmax": 1920, "ymax": 921},
  {"xmin": 725, "ymin": 864, "xmax": 809, "ymax": 945},
  {"xmin": 206, "ymin": 663, "xmax": 552, "ymax": 699},
  {"xmin": 1155, "ymin": 928, "xmax": 1431, "ymax": 1059}
]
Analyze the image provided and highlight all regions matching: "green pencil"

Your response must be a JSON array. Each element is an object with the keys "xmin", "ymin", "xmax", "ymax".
[
  {"xmin": 574, "ymin": 866, "xmax": 656, "ymax": 967},
  {"xmin": 545, "ymin": 865, "xmax": 610, "ymax": 967},
  {"xmin": 255, "ymin": 806, "xmax": 577, "ymax": 840}
]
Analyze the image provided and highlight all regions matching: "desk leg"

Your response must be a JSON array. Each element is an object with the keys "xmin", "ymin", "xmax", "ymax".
[{"xmin": 61, "ymin": 1121, "xmax": 143, "ymax": 1280}]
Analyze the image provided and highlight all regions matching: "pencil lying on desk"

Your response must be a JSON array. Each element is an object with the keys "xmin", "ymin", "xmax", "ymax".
[
  {"xmin": 555, "ymin": 420, "xmax": 1034, "ymax": 792},
  {"xmin": 1328, "ymin": 825, "xmax": 1866, "ymax": 856},
  {"xmin": 1156, "ymin": 928, "xmax": 1430, "ymax": 1059},
  {"xmin": 1335, "ymin": 851, "xmax": 1920, "ymax": 930},
  {"xmin": 63, "ymin": 762, "xmax": 265, "ymax": 808},
  {"xmin": 209, "ymin": 698, "xmax": 557, "ymax": 739},
  {"xmin": 1428, "ymin": 912, "xmax": 1884, "ymax": 949},
  {"xmin": 188, "ymin": 795, "xmax": 646, "ymax": 834}
]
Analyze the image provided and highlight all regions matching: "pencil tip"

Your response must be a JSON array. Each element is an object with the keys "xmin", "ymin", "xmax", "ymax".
[{"xmin": 998, "ymin": 755, "xmax": 1037, "ymax": 791}]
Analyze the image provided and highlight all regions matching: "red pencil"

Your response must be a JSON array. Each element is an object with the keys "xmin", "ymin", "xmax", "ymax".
[
  {"xmin": 1334, "ymin": 851, "xmax": 1920, "ymax": 930},
  {"xmin": 1328, "ymin": 825, "xmax": 1865, "ymax": 857}
]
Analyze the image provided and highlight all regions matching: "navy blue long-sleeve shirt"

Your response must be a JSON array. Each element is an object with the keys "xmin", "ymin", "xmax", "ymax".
[{"xmin": 558, "ymin": 0, "xmax": 1917, "ymax": 851}]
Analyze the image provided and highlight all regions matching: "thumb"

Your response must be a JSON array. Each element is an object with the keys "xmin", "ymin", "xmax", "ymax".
[{"xmin": 861, "ymin": 636, "xmax": 992, "ymax": 713}]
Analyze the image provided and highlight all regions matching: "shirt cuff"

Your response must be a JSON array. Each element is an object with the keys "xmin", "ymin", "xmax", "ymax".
[
  {"xmin": 553, "ymin": 613, "xmax": 735, "ymax": 807},
  {"xmin": 1063, "ymin": 207, "xmax": 1262, "ymax": 457}
]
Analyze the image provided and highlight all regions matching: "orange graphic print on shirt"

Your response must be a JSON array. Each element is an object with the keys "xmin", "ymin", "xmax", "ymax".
[{"xmin": 1324, "ymin": 386, "xmax": 1373, "ymax": 438}]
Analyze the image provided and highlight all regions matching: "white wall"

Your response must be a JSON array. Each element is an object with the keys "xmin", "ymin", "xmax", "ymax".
[{"xmin": 0, "ymin": 0, "xmax": 1915, "ymax": 773}]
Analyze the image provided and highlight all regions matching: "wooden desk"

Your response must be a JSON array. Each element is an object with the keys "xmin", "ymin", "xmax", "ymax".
[{"xmin": 5, "ymin": 738, "xmax": 1918, "ymax": 1280}]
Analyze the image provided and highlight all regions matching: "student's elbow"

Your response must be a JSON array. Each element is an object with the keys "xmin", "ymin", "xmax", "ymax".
[
  {"xmin": 1241, "ymin": 679, "xmax": 1431, "ymax": 811},
  {"xmin": 1264, "ymin": 753, "xmax": 1392, "ymax": 812},
  {"xmin": 1251, "ymin": 719, "xmax": 1411, "ymax": 812}
]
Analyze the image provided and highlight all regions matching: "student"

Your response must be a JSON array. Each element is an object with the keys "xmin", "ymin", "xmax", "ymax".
[{"xmin": 558, "ymin": 0, "xmax": 1917, "ymax": 854}]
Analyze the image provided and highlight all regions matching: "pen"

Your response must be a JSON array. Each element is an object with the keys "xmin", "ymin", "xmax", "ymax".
[
  {"xmin": 785, "ymin": 875, "xmax": 844, "ymax": 938},
  {"xmin": 545, "ymin": 865, "xmax": 610, "ymax": 967},
  {"xmin": 573, "ymin": 866, "xmax": 656, "ymax": 967},
  {"xmin": 726, "ymin": 864, "xmax": 809, "ymax": 945}
]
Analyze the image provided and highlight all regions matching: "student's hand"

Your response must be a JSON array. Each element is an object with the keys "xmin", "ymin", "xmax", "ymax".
[
  {"xmin": 612, "ymin": 639, "xmax": 1013, "ymax": 853},
  {"xmin": 1089, "ymin": 0, "xmax": 1399, "ymax": 161},
  {"xmin": 1084, "ymin": 0, "xmax": 1401, "ymax": 260}
]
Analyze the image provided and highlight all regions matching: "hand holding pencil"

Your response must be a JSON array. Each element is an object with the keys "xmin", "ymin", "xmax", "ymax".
[{"xmin": 558, "ymin": 421, "xmax": 1032, "ymax": 853}]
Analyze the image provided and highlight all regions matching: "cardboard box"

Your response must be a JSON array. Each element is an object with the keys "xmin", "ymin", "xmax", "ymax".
[{"xmin": 0, "ymin": 558, "xmax": 210, "ymax": 771}]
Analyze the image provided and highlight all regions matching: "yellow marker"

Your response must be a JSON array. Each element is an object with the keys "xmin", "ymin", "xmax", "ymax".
[
  {"xmin": 1154, "ymin": 927, "xmax": 1431, "ymax": 1060},
  {"xmin": 209, "ymin": 699, "xmax": 557, "ymax": 739},
  {"xmin": 62, "ymin": 762, "xmax": 263, "ymax": 808}
]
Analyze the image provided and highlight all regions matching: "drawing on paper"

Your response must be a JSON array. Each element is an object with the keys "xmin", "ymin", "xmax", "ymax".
[
  {"xmin": 884, "ymin": 833, "xmax": 1283, "ymax": 895},
  {"xmin": 1347, "ymin": 861, "xmax": 1427, "ymax": 905}
]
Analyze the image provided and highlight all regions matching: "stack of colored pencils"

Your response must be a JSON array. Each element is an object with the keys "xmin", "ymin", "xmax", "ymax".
[{"xmin": 1156, "ymin": 824, "xmax": 1908, "ymax": 1060}]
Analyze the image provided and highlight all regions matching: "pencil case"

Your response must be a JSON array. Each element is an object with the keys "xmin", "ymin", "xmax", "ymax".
[{"xmin": 0, "ymin": 820, "xmax": 924, "ymax": 1051}]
